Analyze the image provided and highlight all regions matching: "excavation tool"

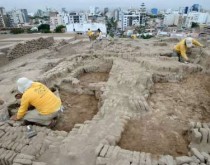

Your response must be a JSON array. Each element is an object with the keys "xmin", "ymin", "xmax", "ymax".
[{"xmin": 26, "ymin": 125, "xmax": 37, "ymax": 138}]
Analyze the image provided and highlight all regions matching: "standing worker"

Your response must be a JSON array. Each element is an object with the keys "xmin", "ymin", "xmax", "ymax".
[
  {"xmin": 96, "ymin": 28, "xmax": 102, "ymax": 41},
  {"xmin": 11, "ymin": 77, "xmax": 63, "ymax": 127},
  {"xmin": 173, "ymin": 37, "xmax": 203, "ymax": 63}
]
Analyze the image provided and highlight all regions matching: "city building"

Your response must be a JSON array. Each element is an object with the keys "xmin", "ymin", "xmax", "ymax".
[
  {"xmin": 69, "ymin": 12, "xmax": 86, "ymax": 24},
  {"xmin": 89, "ymin": 6, "xmax": 100, "ymax": 16},
  {"xmin": 49, "ymin": 11, "xmax": 63, "ymax": 30},
  {"xmin": 151, "ymin": 8, "xmax": 158, "ymax": 15},
  {"xmin": 191, "ymin": 4, "xmax": 201, "ymax": 12},
  {"xmin": 121, "ymin": 10, "xmax": 140, "ymax": 30},
  {"xmin": 7, "ymin": 9, "xmax": 29, "ymax": 27},
  {"xmin": 66, "ymin": 22, "xmax": 106, "ymax": 34},
  {"xmin": 140, "ymin": 3, "xmax": 146, "ymax": 26},
  {"xmin": 21, "ymin": 9, "xmax": 29, "ymax": 23},
  {"xmin": 0, "ymin": 7, "xmax": 6, "ymax": 28},
  {"xmin": 163, "ymin": 13, "xmax": 180, "ymax": 26},
  {"xmin": 185, "ymin": 12, "xmax": 210, "ymax": 28}
]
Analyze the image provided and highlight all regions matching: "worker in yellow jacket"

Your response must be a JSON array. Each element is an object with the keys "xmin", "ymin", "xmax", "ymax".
[
  {"xmin": 87, "ymin": 28, "xmax": 94, "ymax": 41},
  {"xmin": 11, "ymin": 77, "xmax": 62, "ymax": 126},
  {"xmin": 173, "ymin": 37, "xmax": 203, "ymax": 63}
]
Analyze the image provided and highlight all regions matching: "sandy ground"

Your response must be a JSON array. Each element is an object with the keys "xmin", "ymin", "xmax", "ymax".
[
  {"xmin": 54, "ymin": 91, "xmax": 98, "ymax": 132},
  {"xmin": 0, "ymin": 34, "xmax": 210, "ymax": 164},
  {"xmin": 119, "ymin": 74, "xmax": 210, "ymax": 156}
]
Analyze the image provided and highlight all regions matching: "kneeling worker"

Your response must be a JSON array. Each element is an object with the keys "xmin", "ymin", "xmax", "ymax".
[
  {"xmin": 11, "ymin": 77, "xmax": 62, "ymax": 127},
  {"xmin": 173, "ymin": 37, "xmax": 203, "ymax": 63}
]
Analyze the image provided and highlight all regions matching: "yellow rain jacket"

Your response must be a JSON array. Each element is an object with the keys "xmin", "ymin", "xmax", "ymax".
[
  {"xmin": 87, "ymin": 30, "xmax": 94, "ymax": 37},
  {"xmin": 174, "ymin": 38, "xmax": 203, "ymax": 60},
  {"xmin": 17, "ymin": 82, "xmax": 61, "ymax": 119}
]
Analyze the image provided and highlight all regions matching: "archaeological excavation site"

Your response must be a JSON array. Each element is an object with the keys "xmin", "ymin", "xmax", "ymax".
[{"xmin": 0, "ymin": 34, "xmax": 210, "ymax": 165}]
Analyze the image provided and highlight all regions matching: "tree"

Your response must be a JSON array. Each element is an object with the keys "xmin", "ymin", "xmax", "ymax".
[
  {"xmin": 38, "ymin": 24, "xmax": 50, "ymax": 33},
  {"xmin": 106, "ymin": 17, "xmax": 118, "ymax": 35},
  {"xmin": 191, "ymin": 22, "xmax": 199, "ymax": 28},
  {"xmin": 10, "ymin": 28, "xmax": 24, "ymax": 34},
  {"xmin": 55, "ymin": 25, "xmax": 66, "ymax": 33},
  {"xmin": 134, "ymin": 26, "xmax": 146, "ymax": 34}
]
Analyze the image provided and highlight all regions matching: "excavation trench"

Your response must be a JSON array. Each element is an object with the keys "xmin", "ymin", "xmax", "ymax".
[
  {"xmin": 119, "ymin": 74, "xmax": 210, "ymax": 157},
  {"xmin": 7, "ymin": 72, "xmax": 110, "ymax": 132},
  {"xmin": 54, "ymin": 72, "xmax": 109, "ymax": 132}
]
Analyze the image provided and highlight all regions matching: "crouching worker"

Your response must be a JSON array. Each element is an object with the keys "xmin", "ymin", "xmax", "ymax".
[
  {"xmin": 11, "ymin": 77, "xmax": 62, "ymax": 127},
  {"xmin": 173, "ymin": 37, "xmax": 203, "ymax": 63}
]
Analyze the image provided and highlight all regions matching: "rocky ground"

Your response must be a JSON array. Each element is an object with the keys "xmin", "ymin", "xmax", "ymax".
[{"xmin": 0, "ymin": 34, "xmax": 210, "ymax": 165}]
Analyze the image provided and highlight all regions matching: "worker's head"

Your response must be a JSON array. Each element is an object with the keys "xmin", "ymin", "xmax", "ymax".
[
  {"xmin": 185, "ymin": 37, "xmax": 193, "ymax": 48},
  {"xmin": 88, "ymin": 28, "xmax": 90, "ymax": 30},
  {"xmin": 17, "ymin": 77, "xmax": 34, "ymax": 93}
]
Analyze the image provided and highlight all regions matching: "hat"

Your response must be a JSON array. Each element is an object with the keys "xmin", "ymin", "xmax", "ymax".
[
  {"xmin": 185, "ymin": 37, "xmax": 193, "ymax": 48},
  {"xmin": 17, "ymin": 77, "xmax": 33, "ymax": 93}
]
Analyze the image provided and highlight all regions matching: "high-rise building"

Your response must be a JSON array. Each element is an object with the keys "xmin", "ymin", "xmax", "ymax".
[
  {"xmin": 21, "ymin": 9, "xmax": 29, "ymax": 23},
  {"xmin": 151, "ymin": 8, "xmax": 158, "ymax": 15},
  {"xmin": 140, "ymin": 3, "xmax": 146, "ymax": 26},
  {"xmin": 191, "ymin": 4, "xmax": 201, "ymax": 12},
  {"xmin": 121, "ymin": 10, "xmax": 140, "ymax": 30},
  {"xmin": 114, "ymin": 9, "xmax": 120, "ymax": 21},
  {"xmin": 0, "ymin": 7, "xmax": 7, "ymax": 28},
  {"xmin": 184, "ymin": 7, "xmax": 189, "ymax": 14},
  {"xmin": 104, "ymin": 8, "xmax": 109, "ymax": 15}
]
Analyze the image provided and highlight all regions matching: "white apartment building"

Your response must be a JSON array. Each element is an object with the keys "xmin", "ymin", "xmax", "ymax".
[
  {"xmin": 89, "ymin": 6, "xmax": 99, "ymax": 16},
  {"xmin": 66, "ymin": 23, "xmax": 106, "ymax": 34},
  {"xmin": 121, "ymin": 11, "xmax": 140, "ymax": 30},
  {"xmin": 50, "ymin": 12, "xmax": 63, "ymax": 30},
  {"xmin": 163, "ymin": 13, "xmax": 180, "ymax": 26},
  {"xmin": 0, "ymin": 7, "xmax": 6, "ymax": 28},
  {"xmin": 185, "ymin": 12, "xmax": 210, "ymax": 28},
  {"xmin": 69, "ymin": 12, "xmax": 86, "ymax": 24}
]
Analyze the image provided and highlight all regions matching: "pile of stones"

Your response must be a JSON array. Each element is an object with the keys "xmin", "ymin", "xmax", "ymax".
[{"xmin": 7, "ymin": 37, "xmax": 54, "ymax": 60}]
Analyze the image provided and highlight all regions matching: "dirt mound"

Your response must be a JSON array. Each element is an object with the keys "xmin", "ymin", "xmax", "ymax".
[{"xmin": 7, "ymin": 37, "xmax": 54, "ymax": 60}]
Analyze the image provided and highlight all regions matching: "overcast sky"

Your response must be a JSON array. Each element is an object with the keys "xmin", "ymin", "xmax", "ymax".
[{"xmin": 0, "ymin": 0, "xmax": 210, "ymax": 12}]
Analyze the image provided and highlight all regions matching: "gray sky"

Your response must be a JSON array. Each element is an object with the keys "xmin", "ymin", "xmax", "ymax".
[{"xmin": 0, "ymin": 0, "xmax": 210, "ymax": 12}]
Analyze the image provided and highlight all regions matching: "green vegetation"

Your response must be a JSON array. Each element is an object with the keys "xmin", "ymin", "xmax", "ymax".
[
  {"xmin": 106, "ymin": 17, "xmax": 118, "ymax": 36},
  {"xmin": 191, "ymin": 22, "xmax": 199, "ymax": 28},
  {"xmin": 10, "ymin": 28, "xmax": 24, "ymax": 34},
  {"xmin": 38, "ymin": 24, "xmax": 51, "ymax": 33},
  {"xmin": 141, "ymin": 34, "xmax": 153, "ymax": 39},
  {"xmin": 55, "ymin": 25, "xmax": 66, "ymax": 33}
]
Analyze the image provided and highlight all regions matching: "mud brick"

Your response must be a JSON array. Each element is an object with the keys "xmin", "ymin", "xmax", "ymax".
[
  {"xmin": 100, "ymin": 145, "xmax": 109, "ymax": 157},
  {"xmin": 106, "ymin": 146, "xmax": 115, "ymax": 158},
  {"xmin": 191, "ymin": 148, "xmax": 205, "ymax": 163},
  {"xmin": 95, "ymin": 143, "xmax": 104, "ymax": 156}
]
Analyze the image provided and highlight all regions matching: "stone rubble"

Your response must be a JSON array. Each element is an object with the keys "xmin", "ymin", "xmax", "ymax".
[{"xmin": 7, "ymin": 37, "xmax": 54, "ymax": 60}]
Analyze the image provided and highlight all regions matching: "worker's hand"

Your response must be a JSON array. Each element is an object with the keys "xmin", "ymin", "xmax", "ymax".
[{"xmin": 10, "ymin": 115, "xmax": 18, "ymax": 121}]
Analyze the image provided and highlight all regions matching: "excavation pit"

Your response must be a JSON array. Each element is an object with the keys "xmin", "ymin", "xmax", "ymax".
[
  {"xmin": 54, "ymin": 71, "xmax": 109, "ymax": 131},
  {"xmin": 78, "ymin": 72, "xmax": 109, "ymax": 87},
  {"xmin": 54, "ymin": 90, "xmax": 99, "ymax": 132},
  {"xmin": 119, "ymin": 74, "xmax": 210, "ymax": 157}
]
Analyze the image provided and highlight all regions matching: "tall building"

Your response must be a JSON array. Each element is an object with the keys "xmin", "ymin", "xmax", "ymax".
[
  {"xmin": 191, "ymin": 4, "xmax": 201, "ymax": 12},
  {"xmin": 21, "ymin": 9, "xmax": 29, "ymax": 23},
  {"xmin": 104, "ymin": 8, "xmax": 109, "ymax": 15},
  {"xmin": 114, "ymin": 9, "xmax": 120, "ymax": 21},
  {"xmin": 140, "ymin": 3, "xmax": 146, "ymax": 26},
  {"xmin": 0, "ymin": 7, "xmax": 6, "ymax": 28},
  {"xmin": 69, "ymin": 12, "xmax": 86, "ymax": 24},
  {"xmin": 184, "ymin": 7, "xmax": 189, "ymax": 14},
  {"xmin": 185, "ymin": 12, "xmax": 210, "ymax": 28},
  {"xmin": 121, "ymin": 10, "xmax": 140, "ymax": 30},
  {"xmin": 151, "ymin": 8, "xmax": 158, "ymax": 15}
]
